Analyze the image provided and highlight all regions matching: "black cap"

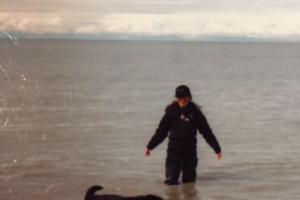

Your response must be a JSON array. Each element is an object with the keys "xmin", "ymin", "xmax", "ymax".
[{"xmin": 175, "ymin": 85, "xmax": 192, "ymax": 98}]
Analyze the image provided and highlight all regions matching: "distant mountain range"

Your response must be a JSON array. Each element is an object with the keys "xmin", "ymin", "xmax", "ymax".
[{"xmin": 1, "ymin": 31, "xmax": 300, "ymax": 42}]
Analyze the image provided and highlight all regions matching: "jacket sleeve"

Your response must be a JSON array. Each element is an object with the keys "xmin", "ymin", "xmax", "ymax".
[
  {"xmin": 147, "ymin": 111, "xmax": 172, "ymax": 150},
  {"xmin": 195, "ymin": 109, "xmax": 222, "ymax": 154}
]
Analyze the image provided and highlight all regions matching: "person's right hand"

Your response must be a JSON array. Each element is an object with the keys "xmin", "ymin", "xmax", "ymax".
[
  {"xmin": 144, "ymin": 148, "xmax": 151, "ymax": 157},
  {"xmin": 216, "ymin": 152, "xmax": 223, "ymax": 160}
]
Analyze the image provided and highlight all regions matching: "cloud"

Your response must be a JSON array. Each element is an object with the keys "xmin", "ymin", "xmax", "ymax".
[
  {"xmin": 1, "ymin": 9, "xmax": 300, "ymax": 39},
  {"xmin": 0, "ymin": 13, "xmax": 65, "ymax": 33},
  {"xmin": 74, "ymin": 25, "xmax": 101, "ymax": 33},
  {"xmin": 100, "ymin": 11, "xmax": 300, "ymax": 38}
]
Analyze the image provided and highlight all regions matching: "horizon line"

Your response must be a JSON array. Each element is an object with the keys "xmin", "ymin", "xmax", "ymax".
[{"xmin": 1, "ymin": 31, "xmax": 300, "ymax": 42}]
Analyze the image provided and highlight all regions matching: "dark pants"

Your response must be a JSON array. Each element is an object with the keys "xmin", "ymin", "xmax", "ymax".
[{"xmin": 165, "ymin": 159, "xmax": 198, "ymax": 184}]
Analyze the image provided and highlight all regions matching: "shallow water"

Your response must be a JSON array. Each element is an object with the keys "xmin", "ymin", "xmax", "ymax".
[{"xmin": 1, "ymin": 40, "xmax": 300, "ymax": 200}]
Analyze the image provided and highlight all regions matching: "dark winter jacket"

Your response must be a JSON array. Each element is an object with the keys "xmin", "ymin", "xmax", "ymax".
[{"xmin": 147, "ymin": 101, "xmax": 221, "ymax": 160}]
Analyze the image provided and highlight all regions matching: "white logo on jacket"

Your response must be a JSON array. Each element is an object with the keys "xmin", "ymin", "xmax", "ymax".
[{"xmin": 180, "ymin": 114, "xmax": 193, "ymax": 122}]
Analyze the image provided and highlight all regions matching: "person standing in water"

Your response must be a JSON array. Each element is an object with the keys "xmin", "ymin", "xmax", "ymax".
[{"xmin": 145, "ymin": 85, "xmax": 222, "ymax": 185}]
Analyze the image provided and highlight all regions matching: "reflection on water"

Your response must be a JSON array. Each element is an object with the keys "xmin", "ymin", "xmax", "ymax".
[{"xmin": 165, "ymin": 184, "xmax": 201, "ymax": 200}]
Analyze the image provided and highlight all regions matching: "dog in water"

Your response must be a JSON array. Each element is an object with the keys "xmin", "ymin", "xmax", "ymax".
[{"xmin": 85, "ymin": 185, "xmax": 164, "ymax": 200}]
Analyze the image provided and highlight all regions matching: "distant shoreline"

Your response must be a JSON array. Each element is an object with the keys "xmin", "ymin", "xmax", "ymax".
[
  {"xmin": 1, "ymin": 32, "xmax": 300, "ymax": 43},
  {"xmin": 1, "ymin": 38, "xmax": 300, "ymax": 44}
]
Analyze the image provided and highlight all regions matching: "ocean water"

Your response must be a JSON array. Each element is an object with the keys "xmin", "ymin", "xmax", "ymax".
[{"xmin": 1, "ymin": 39, "xmax": 300, "ymax": 200}]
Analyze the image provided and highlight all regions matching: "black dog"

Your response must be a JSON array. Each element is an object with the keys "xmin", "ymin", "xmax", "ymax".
[{"xmin": 85, "ymin": 185, "xmax": 164, "ymax": 200}]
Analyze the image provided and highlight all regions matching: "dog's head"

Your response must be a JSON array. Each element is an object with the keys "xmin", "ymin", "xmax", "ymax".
[{"xmin": 144, "ymin": 195, "xmax": 164, "ymax": 200}]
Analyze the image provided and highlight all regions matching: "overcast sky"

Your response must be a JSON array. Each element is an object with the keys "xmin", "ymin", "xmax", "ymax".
[{"xmin": 1, "ymin": 0, "xmax": 300, "ymax": 39}]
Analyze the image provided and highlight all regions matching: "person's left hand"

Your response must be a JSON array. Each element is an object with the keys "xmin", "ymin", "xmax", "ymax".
[{"xmin": 145, "ymin": 148, "xmax": 151, "ymax": 157}]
